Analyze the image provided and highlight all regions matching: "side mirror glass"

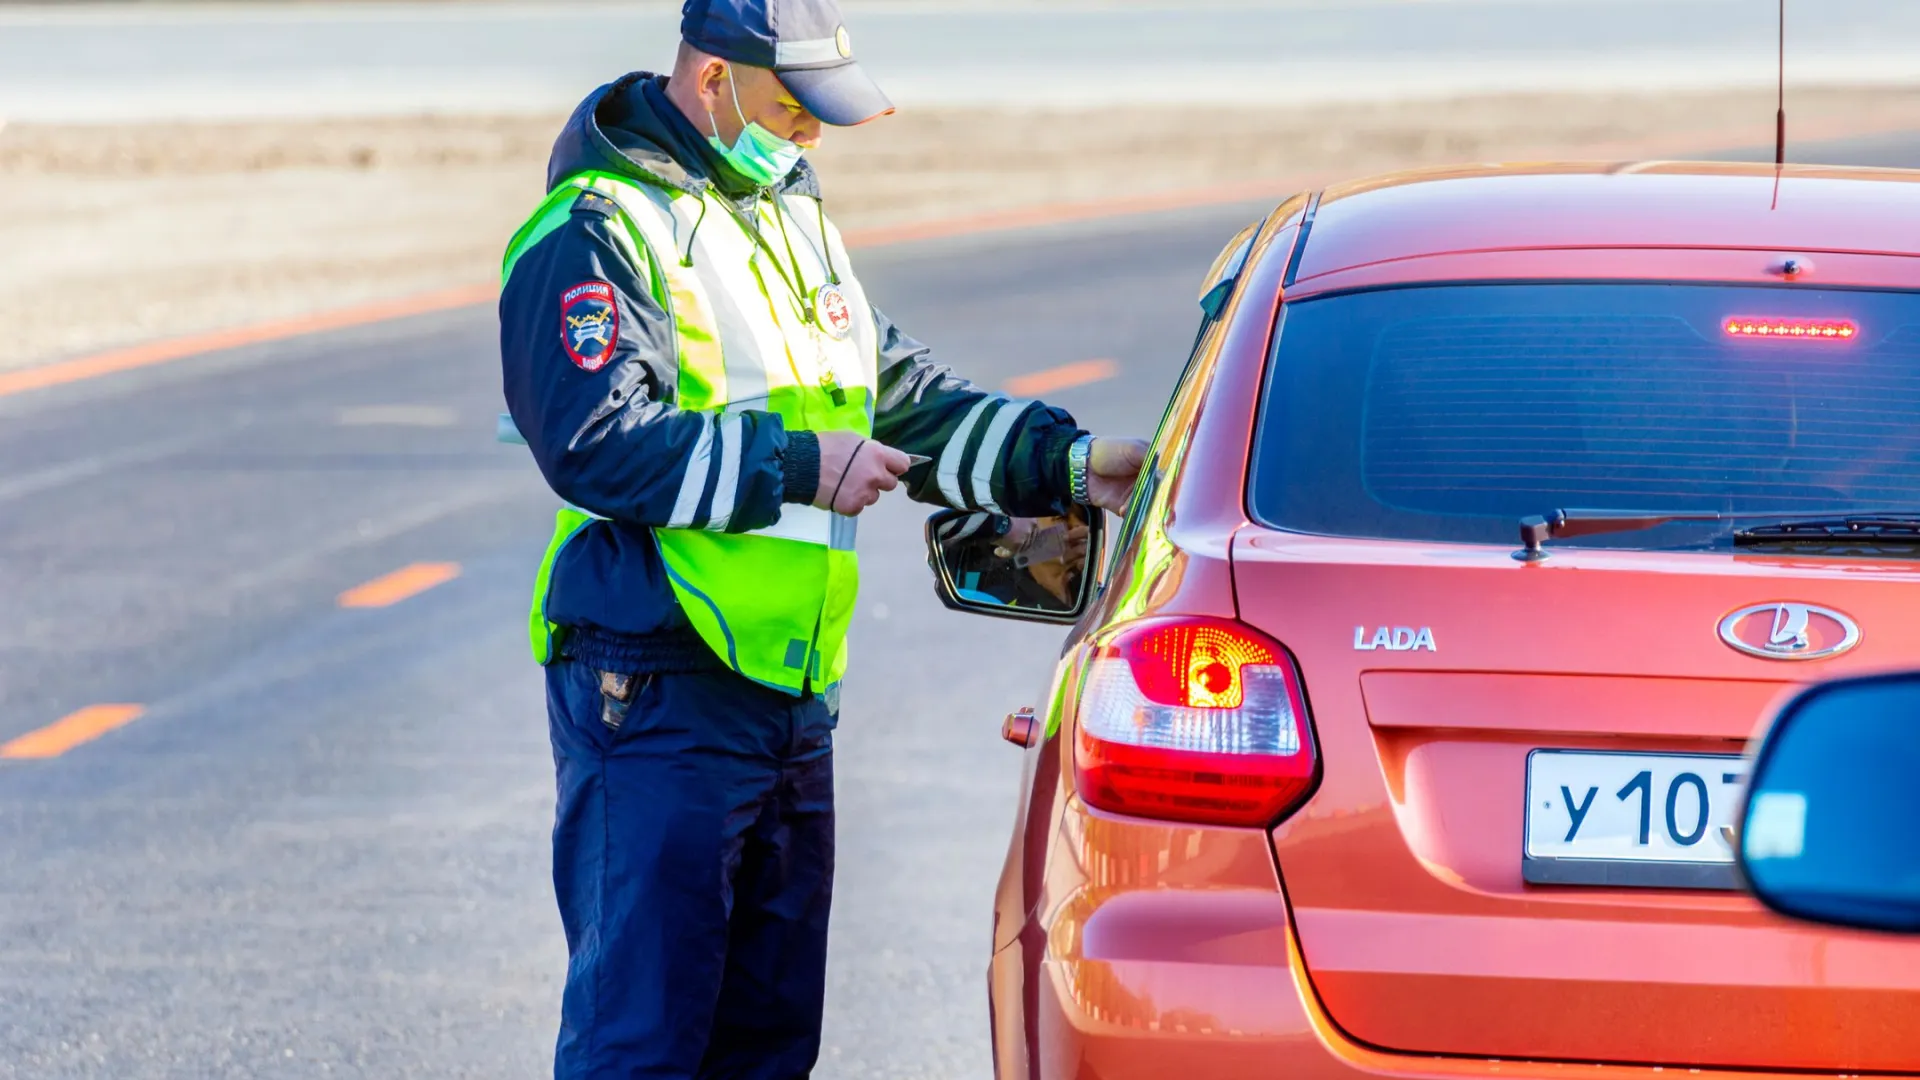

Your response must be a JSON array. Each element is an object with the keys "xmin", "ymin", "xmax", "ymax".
[
  {"xmin": 1737, "ymin": 673, "xmax": 1920, "ymax": 933},
  {"xmin": 923, "ymin": 505, "xmax": 1103, "ymax": 625}
]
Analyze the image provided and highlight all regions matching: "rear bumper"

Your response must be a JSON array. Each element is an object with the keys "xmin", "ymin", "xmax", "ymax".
[
  {"xmin": 990, "ymin": 817, "xmax": 1920, "ymax": 1080},
  {"xmin": 995, "ymin": 910, "xmax": 1920, "ymax": 1080}
]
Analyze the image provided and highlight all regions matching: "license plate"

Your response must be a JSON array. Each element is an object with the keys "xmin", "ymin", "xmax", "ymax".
[{"xmin": 1523, "ymin": 750, "xmax": 1748, "ymax": 890}]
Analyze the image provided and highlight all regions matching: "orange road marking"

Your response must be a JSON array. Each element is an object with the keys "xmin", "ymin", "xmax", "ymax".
[
  {"xmin": 0, "ymin": 284, "xmax": 494, "ymax": 401},
  {"xmin": 338, "ymin": 562, "xmax": 462, "ymax": 608},
  {"xmin": 1, "ymin": 704, "xmax": 146, "ymax": 760},
  {"xmin": 1005, "ymin": 358, "xmax": 1119, "ymax": 398}
]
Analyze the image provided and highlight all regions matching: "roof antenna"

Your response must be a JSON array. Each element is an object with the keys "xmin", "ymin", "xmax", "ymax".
[
  {"xmin": 1771, "ymin": 0, "xmax": 1787, "ymax": 210},
  {"xmin": 1775, "ymin": 0, "xmax": 1788, "ymax": 167}
]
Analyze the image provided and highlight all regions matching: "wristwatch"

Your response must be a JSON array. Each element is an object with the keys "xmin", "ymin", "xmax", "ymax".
[{"xmin": 1067, "ymin": 434, "xmax": 1095, "ymax": 505}]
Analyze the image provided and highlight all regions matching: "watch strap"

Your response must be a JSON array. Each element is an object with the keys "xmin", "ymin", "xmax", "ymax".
[{"xmin": 1067, "ymin": 434, "xmax": 1095, "ymax": 505}]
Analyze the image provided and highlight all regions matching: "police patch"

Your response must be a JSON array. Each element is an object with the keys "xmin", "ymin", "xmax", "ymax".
[{"xmin": 560, "ymin": 280, "xmax": 619, "ymax": 372}]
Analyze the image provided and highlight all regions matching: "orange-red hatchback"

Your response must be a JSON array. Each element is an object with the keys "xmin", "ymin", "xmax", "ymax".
[{"xmin": 936, "ymin": 163, "xmax": 1920, "ymax": 1080}]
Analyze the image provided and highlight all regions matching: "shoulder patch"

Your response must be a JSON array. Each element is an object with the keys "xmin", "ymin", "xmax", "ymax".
[
  {"xmin": 571, "ymin": 190, "xmax": 620, "ymax": 219},
  {"xmin": 561, "ymin": 281, "xmax": 619, "ymax": 372}
]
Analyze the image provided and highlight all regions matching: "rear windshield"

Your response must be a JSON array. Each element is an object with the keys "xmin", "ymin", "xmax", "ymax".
[{"xmin": 1251, "ymin": 283, "xmax": 1920, "ymax": 548}]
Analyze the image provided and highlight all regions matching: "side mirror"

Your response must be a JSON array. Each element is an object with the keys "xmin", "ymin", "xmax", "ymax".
[
  {"xmin": 1737, "ymin": 672, "xmax": 1920, "ymax": 933},
  {"xmin": 923, "ymin": 505, "xmax": 1103, "ymax": 625}
]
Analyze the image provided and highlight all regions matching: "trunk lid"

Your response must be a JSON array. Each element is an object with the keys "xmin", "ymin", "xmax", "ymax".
[{"xmin": 1235, "ymin": 530, "xmax": 1920, "ymax": 1071}]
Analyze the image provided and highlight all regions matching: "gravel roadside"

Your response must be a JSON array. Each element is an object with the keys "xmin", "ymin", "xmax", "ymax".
[{"xmin": 5, "ymin": 84, "xmax": 1919, "ymax": 372}]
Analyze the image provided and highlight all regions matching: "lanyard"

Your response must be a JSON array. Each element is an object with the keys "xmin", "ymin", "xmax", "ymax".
[
  {"xmin": 711, "ymin": 190, "xmax": 851, "ymax": 406},
  {"xmin": 712, "ymin": 191, "xmax": 836, "ymax": 322}
]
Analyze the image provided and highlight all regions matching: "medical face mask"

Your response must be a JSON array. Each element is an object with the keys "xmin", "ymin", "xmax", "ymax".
[{"xmin": 706, "ymin": 66, "xmax": 806, "ymax": 187}]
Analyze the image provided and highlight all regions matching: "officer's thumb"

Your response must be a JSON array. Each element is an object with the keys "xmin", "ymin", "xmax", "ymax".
[{"xmin": 870, "ymin": 442, "xmax": 913, "ymax": 477}]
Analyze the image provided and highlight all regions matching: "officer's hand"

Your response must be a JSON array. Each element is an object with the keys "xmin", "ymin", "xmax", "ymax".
[
  {"xmin": 1086, "ymin": 436, "xmax": 1149, "ymax": 514},
  {"xmin": 815, "ymin": 431, "xmax": 911, "ymax": 515},
  {"xmin": 1061, "ymin": 524, "xmax": 1091, "ymax": 571},
  {"xmin": 1000, "ymin": 515, "xmax": 1037, "ymax": 547}
]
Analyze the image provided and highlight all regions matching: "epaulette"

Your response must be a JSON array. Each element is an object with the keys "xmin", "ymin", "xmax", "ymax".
[{"xmin": 571, "ymin": 190, "xmax": 621, "ymax": 219}]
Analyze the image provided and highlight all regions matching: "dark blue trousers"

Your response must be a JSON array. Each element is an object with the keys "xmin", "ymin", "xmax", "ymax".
[{"xmin": 546, "ymin": 660, "xmax": 836, "ymax": 1079}]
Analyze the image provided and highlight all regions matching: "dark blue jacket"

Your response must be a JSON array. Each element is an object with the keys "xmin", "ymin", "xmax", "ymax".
[{"xmin": 500, "ymin": 73, "xmax": 1085, "ymax": 673}]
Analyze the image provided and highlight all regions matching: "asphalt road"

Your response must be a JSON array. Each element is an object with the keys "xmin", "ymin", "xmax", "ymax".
[
  {"xmin": 4, "ymin": 0, "xmax": 1919, "ymax": 120},
  {"xmin": 0, "ymin": 195, "xmax": 1272, "ymax": 1078},
  {"xmin": 2, "ymin": 134, "xmax": 1916, "ymax": 1079}
]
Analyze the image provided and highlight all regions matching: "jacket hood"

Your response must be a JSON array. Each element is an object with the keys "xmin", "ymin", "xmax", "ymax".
[{"xmin": 546, "ymin": 71, "xmax": 821, "ymax": 204}]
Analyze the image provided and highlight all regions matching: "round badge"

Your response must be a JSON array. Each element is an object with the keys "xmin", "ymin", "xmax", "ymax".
[
  {"xmin": 814, "ymin": 283, "xmax": 854, "ymax": 340},
  {"xmin": 835, "ymin": 26, "xmax": 852, "ymax": 59}
]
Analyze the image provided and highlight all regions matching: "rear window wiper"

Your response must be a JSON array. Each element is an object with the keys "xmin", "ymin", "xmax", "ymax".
[
  {"xmin": 1517, "ymin": 509, "xmax": 1920, "ymax": 561},
  {"xmin": 1517, "ymin": 509, "xmax": 1726, "ymax": 561},
  {"xmin": 1732, "ymin": 516, "xmax": 1920, "ymax": 547}
]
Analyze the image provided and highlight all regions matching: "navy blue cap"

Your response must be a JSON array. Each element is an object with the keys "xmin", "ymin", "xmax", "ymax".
[{"xmin": 681, "ymin": 0, "xmax": 894, "ymax": 127}]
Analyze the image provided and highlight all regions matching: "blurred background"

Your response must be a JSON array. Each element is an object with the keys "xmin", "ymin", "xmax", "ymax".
[
  {"xmin": 6, "ymin": 0, "xmax": 1920, "ymax": 370},
  {"xmin": 2, "ymin": 2, "xmax": 1918, "ymax": 1078}
]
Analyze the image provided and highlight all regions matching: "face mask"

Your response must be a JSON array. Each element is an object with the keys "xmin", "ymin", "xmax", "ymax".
[{"xmin": 706, "ymin": 64, "xmax": 805, "ymax": 187}]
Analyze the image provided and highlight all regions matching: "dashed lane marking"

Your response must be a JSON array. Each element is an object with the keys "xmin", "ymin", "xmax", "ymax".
[
  {"xmin": 338, "ymin": 562, "xmax": 462, "ymax": 609},
  {"xmin": 1, "ymin": 705, "xmax": 146, "ymax": 760},
  {"xmin": 1005, "ymin": 358, "xmax": 1119, "ymax": 397}
]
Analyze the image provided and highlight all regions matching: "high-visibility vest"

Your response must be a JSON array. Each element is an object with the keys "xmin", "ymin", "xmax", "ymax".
[{"xmin": 501, "ymin": 169, "xmax": 879, "ymax": 695}]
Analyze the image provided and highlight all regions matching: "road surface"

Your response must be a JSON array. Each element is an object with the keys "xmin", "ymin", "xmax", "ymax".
[
  {"xmin": 1, "ymin": 134, "xmax": 1915, "ymax": 1078},
  {"xmin": 2, "ymin": 0, "xmax": 1918, "ymax": 120}
]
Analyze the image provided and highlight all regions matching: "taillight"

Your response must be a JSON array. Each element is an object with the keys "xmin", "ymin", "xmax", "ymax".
[{"xmin": 1072, "ymin": 617, "xmax": 1317, "ymax": 828}]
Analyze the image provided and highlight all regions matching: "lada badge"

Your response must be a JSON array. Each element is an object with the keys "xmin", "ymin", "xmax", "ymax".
[{"xmin": 1718, "ymin": 603, "xmax": 1861, "ymax": 661}]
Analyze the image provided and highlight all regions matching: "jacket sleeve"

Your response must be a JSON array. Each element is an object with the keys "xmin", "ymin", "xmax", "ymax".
[
  {"xmin": 869, "ymin": 306, "xmax": 1086, "ymax": 518},
  {"xmin": 500, "ymin": 204, "xmax": 816, "ymax": 531}
]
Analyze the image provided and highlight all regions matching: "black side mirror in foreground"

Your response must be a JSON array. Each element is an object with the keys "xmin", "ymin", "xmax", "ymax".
[
  {"xmin": 1738, "ymin": 672, "xmax": 1920, "ymax": 933},
  {"xmin": 923, "ymin": 504, "xmax": 1103, "ymax": 625}
]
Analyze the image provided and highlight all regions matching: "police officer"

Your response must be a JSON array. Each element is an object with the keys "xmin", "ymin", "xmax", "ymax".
[{"xmin": 498, "ymin": 0, "xmax": 1146, "ymax": 1074}]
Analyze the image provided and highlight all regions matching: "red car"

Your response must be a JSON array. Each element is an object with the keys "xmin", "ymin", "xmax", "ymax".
[{"xmin": 925, "ymin": 162, "xmax": 1920, "ymax": 1079}]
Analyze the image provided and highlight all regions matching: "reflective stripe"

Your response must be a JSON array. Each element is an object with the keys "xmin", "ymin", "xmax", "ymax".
[
  {"xmin": 671, "ymin": 188, "xmax": 790, "ymax": 403},
  {"xmin": 830, "ymin": 512, "xmax": 858, "ymax": 552},
  {"xmin": 669, "ymin": 413, "xmax": 715, "ymax": 528},
  {"xmin": 661, "ymin": 190, "xmax": 781, "ymax": 410},
  {"xmin": 968, "ymin": 399, "xmax": 1026, "ymax": 514},
  {"xmin": 707, "ymin": 413, "xmax": 744, "ymax": 531},
  {"xmin": 937, "ymin": 396, "xmax": 999, "ymax": 508},
  {"xmin": 581, "ymin": 176, "xmax": 733, "ymax": 409},
  {"xmin": 775, "ymin": 37, "xmax": 845, "ymax": 65},
  {"xmin": 701, "ymin": 269, "xmax": 771, "ymax": 408},
  {"xmin": 940, "ymin": 512, "xmax": 991, "ymax": 543},
  {"xmin": 753, "ymin": 504, "xmax": 856, "ymax": 552},
  {"xmin": 758, "ymin": 503, "xmax": 833, "ymax": 546}
]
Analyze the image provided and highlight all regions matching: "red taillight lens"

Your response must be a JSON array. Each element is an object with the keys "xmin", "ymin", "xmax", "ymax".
[{"xmin": 1072, "ymin": 617, "xmax": 1317, "ymax": 828}]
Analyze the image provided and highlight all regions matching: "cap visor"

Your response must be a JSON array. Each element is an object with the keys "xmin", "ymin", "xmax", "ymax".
[{"xmin": 779, "ymin": 63, "xmax": 895, "ymax": 127}]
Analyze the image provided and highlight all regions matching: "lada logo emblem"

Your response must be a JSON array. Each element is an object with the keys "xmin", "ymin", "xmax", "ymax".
[{"xmin": 1717, "ymin": 602, "xmax": 1860, "ymax": 661}]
